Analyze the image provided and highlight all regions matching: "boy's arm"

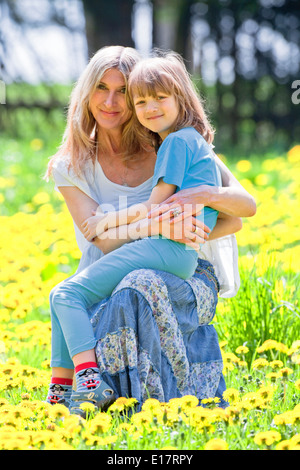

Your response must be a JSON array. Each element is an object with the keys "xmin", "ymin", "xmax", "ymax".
[
  {"xmin": 82, "ymin": 180, "xmax": 177, "ymax": 241},
  {"xmin": 117, "ymin": 180, "xmax": 177, "ymax": 224}
]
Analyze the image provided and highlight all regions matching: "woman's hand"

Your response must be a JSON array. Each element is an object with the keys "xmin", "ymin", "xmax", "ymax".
[
  {"xmin": 152, "ymin": 212, "xmax": 210, "ymax": 251},
  {"xmin": 148, "ymin": 186, "xmax": 208, "ymax": 222}
]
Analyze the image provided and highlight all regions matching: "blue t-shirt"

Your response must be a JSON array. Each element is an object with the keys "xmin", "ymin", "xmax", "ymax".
[{"xmin": 152, "ymin": 127, "xmax": 221, "ymax": 232}]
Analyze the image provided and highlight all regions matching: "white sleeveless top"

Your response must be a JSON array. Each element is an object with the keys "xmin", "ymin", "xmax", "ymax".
[{"xmin": 51, "ymin": 155, "xmax": 240, "ymax": 298}]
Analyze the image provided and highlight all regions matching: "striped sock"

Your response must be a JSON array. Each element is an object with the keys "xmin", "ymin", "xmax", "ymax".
[
  {"xmin": 46, "ymin": 377, "xmax": 73, "ymax": 405},
  {"xmin": 75, "ymin": 362, "xmax": 101, "ymax": 393}
]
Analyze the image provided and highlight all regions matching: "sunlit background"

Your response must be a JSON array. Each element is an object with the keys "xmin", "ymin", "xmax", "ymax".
[{"xmin": 1, "ymin": 0, "xmax": 299, "ymax": 152}]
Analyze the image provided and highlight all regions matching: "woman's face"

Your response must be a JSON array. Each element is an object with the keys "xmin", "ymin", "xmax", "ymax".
[{"xmin": 89, "ymin": 69, "xmax": 132, "ymax": 131}]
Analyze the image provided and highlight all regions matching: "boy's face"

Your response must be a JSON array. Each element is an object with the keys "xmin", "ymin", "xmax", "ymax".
[{"xmin": 133, "ymin": 92, "xmax": 179, "ymax": 140}]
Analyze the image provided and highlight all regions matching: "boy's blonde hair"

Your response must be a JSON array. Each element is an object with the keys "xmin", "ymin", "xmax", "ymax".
[
  {"xmin": 47, "ymin": 46, "xmax": 146, "ymax": 178},
  {"xmin": 128, "ymin": 50, "xmax": 215, "ymax": 150}
]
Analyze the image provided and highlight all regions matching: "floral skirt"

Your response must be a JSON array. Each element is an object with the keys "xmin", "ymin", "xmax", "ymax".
[{"xmin": 88, "ymin": 258, "xmax": 227, "ymax": 408}]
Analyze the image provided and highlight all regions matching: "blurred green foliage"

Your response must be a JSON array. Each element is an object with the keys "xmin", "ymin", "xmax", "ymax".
[
  {"xmin": 1, "ymin": 79, "xmax": 298, "ymax": 160},
  {"xmin": 1, "ymin": 83, "xmax": 72, "ymax": 141}
]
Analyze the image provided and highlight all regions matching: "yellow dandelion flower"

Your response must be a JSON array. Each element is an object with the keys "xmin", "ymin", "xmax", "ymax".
[
  {"xmin": 236, "ymin": 160, "xmax": 252, "ymax": 173},
  {"xmin": 287, "ymin": 145, "xmax": 300, "ymax": 163},
  {"xmin": 257, "ymin": 385, "xmax": 275, "ymax": 401},
  {"xmin": 185, "ymin": 407, "xmax": 211, "ymax": 427},
  {"xmin": 256, "ymin": 339, "xmax": 284, "ymax": 354},
  {"xmin": 294, "ymin": 379, "xmax": 300, "ymax": 391},
  {"xmin": 142, "ymin": 398, "xmax": 162, "ymax": 413},
  {"xmin": 88, "ymin": 413, "xmax": 112, "ymax": 434},
  {"xmin": 82, "ymin": 431, "xmax": 101, "ymax": 446},
  {"xmin": 276, "ymin": 439, "xmax": 294, "ymax": 450},
  {"xmin": 49, "ymin": 403, "xmax": 70, "ymax": 420},
  {"xmin": 273, "ymin": 411, "xmax": 295, "ymax": 426},
  {"xmin": 222, "ymin": 388, "xmax": 240, "ymax": 403},
  {"xmin": 290, "ymin": 434, "xmax": 300, "ymax": 446},
  {"xmin": 32, "ymin": 192, "xmax": 50, "ymax": 206},
  {"xmin": 254, "ymin": 430, "xmax": 281, "ymax": 447},
  {"xmin": 255, "ymin": 173, "xmax": 269, "ymax": 186},
  {"xmin": 269, "ymin": 360, "xmax": 284, "ymax": 369},
  {"xmin": 179, "ymin": 395, "xmax": 199, "ymax": 409},
  {"xmin": 235, "ymin": 346, "xmax": 249, "ymax": 355},
  {"xmin": 239, "ymin": 392, "xmax": 265, "ymax": 410},
  {"xmin": 252, "ymin": 358, "xmax": 269, "ymax": 370},
  {"xmin": 204, "ymin": 438, "xmax": 229, "ymax": 450},
  {"xmin": 266, "ymin": 371, "xmax": 281, "ymax": 382},
  {"xmin": 279, "ymin": 367, "xmax": 293, "ymax": 379},
  {"xmin": 79, "ymin": 402, "xmax": 97, "ymax": 414},
  {"xmin": 130, "ymin": 410, "xmax": 153, "ymax": 428},
  {"xmin": 0, "ymin": 398, "xmax": 9, "ymax": 407},
  {"xmin": 30, "ymin": 138, "xmax": 44, "ymax": 151},
  {"xmin": 108, "ymin": 397, "xmax": 138, "ymax": 414},
  {"xmin": 201, "ymin": 397, "xmax": 220, "ymax": 406},
  {"xmin": 224, "ymin": 406, "xmax": 241, "ymax": 423},
  {"xmin": 291, "ymin": 354, "xmax": 300, "ymax": 365},
  {"xmin": 99, "ymin": 435, "xmax": 118, "ymax": 446}
]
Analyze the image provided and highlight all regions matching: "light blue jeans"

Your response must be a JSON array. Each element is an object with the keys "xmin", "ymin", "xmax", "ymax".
[{"xmin": 50, "ymin": 237, "xmax": 198, "ymax": 369}]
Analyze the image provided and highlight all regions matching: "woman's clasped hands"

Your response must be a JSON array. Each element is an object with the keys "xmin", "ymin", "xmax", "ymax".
[{"xmin": 148, "ymin": 201, "xmax": 210, "ymax": 252}]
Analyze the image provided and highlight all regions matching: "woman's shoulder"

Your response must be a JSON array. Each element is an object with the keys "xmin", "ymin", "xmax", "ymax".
[
  {"xmin": 52, "ymin": 153, "xmax": 94, "ymax": 175},
  {"xmin": 51, "ymin": 153, "xmax": 96, "ymax": 190},
  {"xmin": 51, "ymin": 153, "xmax": 72, "ymax": 172}
]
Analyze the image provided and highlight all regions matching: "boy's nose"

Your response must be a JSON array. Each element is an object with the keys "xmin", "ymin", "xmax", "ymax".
[{"xmin": 146, "ymin": 101, "xmax": 158, "ymax": 112}]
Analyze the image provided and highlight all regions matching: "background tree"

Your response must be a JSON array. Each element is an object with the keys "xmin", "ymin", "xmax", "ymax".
[
  {"xmin": 1, "ymin": 0, "xmax": 299, "ymax": 153},
  {"xmin": 82, "ymin": 0, "xmax": 135, "ymax": 54}
]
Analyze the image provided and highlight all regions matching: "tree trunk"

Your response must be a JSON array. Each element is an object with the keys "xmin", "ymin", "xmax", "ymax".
[{"xmin": 82, "ymin": 0, "xmax": 135, "ymax": 56}]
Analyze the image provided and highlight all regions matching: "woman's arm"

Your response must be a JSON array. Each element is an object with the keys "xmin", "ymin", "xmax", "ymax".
[
  {"xmin": 206, "ymin": 212, "xmax": 242, "ymax": 240},
  {"xmin": 57, "ymin": 186, "xmax": 137, "ymax": 254}
]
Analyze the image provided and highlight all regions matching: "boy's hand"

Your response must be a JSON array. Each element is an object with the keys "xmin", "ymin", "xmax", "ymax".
[{"xmin": 82, "ymin": 212, "xmax": 115, "ymax": 241}]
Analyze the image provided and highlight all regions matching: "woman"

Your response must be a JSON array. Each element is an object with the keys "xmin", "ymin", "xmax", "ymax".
[{"xmin": 46, "ymin": 46, "xmax": 256, "ymax": 412}]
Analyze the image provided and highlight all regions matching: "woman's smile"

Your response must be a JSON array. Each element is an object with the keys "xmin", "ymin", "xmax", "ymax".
[{"xmin": 90, "ymin": 69, "xmax": 131, "ymax": 129}]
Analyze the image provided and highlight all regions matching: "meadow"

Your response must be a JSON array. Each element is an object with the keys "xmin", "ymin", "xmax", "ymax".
[{"xmin": 0, "ymin": 131, "xmax": 299, "ymax": 450}]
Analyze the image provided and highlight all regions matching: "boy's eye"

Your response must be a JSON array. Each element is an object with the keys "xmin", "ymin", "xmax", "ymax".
[{"xmin": 134, "ymin": 99, "xmax": 145, "ymax": 106}]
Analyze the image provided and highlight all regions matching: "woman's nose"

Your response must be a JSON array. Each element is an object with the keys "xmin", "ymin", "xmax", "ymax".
[{"xmin": 104, "ymin": 91, "xmax": 115, "ymax": 108}]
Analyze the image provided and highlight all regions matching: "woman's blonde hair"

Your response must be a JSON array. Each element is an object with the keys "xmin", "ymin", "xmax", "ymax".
[
  {"xmin": 127, "ymin": 50, "xmax": 215, "ymax": 150},
  {"xmin": 46, "ymin": 45, "xmax": 145, "ymax": 178}
]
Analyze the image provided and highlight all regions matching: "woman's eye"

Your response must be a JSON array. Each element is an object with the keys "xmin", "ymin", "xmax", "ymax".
[
  {"xmin": 119, "ymin": 87, "xmax": 126, "ymax": 94},
  {"xmin": 97, "ymin": 84, "xmax": 106, "ymax": 90}
]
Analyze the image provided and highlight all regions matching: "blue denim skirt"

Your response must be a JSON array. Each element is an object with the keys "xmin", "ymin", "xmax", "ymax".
[{"xmin": 88, "ymin": 257, "xmax": 227, "ymax": 408}]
